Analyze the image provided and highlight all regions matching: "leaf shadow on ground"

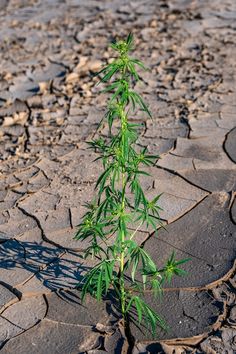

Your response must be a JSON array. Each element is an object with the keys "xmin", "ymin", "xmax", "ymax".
[
  {"xmin": 0, "ymin": 239, "xmax": 92, "ymax": 292},
  {"xmin": 0, "ymin": 239, "xmax": 122, "ymax": 325}
]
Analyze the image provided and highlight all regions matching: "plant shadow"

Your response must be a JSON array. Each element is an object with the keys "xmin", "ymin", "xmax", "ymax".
[
  {"xmin": 0, "ymin": 238, "xmax": 92, "ymax": 292},
  {"xmin": 0, "ymin": 238, "xmax": 121, "ymax": 324}
]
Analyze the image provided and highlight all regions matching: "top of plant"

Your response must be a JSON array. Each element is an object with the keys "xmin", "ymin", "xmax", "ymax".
[
  {"xmin": 96, "ymin": 33, "xmax": 151, "ymax": 120},
  {"xmin": 110, "ymin": 33, "xmax": 135, "ymax": 54}
]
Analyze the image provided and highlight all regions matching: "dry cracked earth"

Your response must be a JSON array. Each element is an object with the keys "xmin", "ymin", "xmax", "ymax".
[{"xmin": 0, "ymin": 0, "xmax": 236, "ymax": 353}]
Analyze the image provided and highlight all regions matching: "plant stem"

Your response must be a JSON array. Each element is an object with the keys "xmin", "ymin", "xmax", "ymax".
[
  {"xmin": 120, "ymin": 218, "xmax": 125, "ymax": 316},
  {"xmin": 119, "ymin": 56, "xmax": 128, "ymax": 318},
  {"xmin": 120, "ymin": 108, "xmax": 127, "ymax": 317}
]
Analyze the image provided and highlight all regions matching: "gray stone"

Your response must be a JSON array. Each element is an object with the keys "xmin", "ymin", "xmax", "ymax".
[
  {"xmin": 152, "ymin": 192, "xmax": 199, "ymax": 223},
  {"xmin": 104, "ymin": 328, "xmax": 127, "ymax": 353},
  {"xmin": 41, "ymin": 94, "xmax": 57, "ymax": 109},
  {"xmin": 2, "ymin": 295, "xmax": 46, "ymax": 327},
  {"xmin": 0, "ymin": 99, "xmax": 28, "ymax": 117},
  {"xmin": 0, "ymin": 207, "xmax": 37, "ymax": 240},
  {"xmin": 53, "ymin": 182, "xmax": 96, "ymax": 210},
  {"xmin": 0, "ymin": 319, "xmax": 101, "ymax": 354},
  {"xmin": 231, "ymin": 197, "xmax": 236, "ymax": 224},
  {"xmin": 0, "ymin": 296, "xmax": 46, "ymax": 344},
  {"xmin": 137, "ymin": 136, "xmax": 175, "ymax": 155},
  {"xmin": 141, "ymin": 169, "xmax": 207, "ymax": 223},
  {"xmin": 57, "ymin": 149, "xmax": 103, "ymax": 184},
  {"xmin": 0, "ymin": 191, "xmax": 22, "ymax": 211},
  {"xmin": 129, "ymin": 236, "xmax": 218, "ymax": 289},
  {"xmin": 189, "ymin": 119, "xmax": 226, "ymax": 140},
  {"xmin": 193, "ymin": 154, "xmax": 236, "ymax": 170},
  {"xmin": 18, "ymin": 190, "xmax": 60, "ymax": 214},
  {"xmin": 221, "ymin": 327, "xmax": 236, "ymax": 352},
  {"xmin": 157, "ymin": 154, "xmax": 194, "ymax": 171},
  {"xmin": 0, "ymin": 190, "xmax": 7, "ymax": 203},
  {"xmin": 228, "ymin": 306, "xmax": 236, "ymax": 325},
  {"xmin": 143, "ymin": 193, "xmax": 236, "ymax": 288},
  {"xmin": 224, "ymin": 127, "xmax": 236, "ymax": 163},
  {"xmin": 36, "ymin": 208, "xmax": 71, "ymax": 233},
  {"xmin": 180, "ymin": 169, "xmax": 236, "ymax": 192},
  {"xmin": 174, "ymin": 136, "xmax": 224, "ymax": 162},
  {"xmin": 35, "ymin": 208, "xmax": 83, "ymax": 249},
  {"xmin": 2, "ymin": 124, "xmax": 25, "ymax": 137},
  {"xmin": 29, "ymin": 63, "xmax": 66, "ymax": 83},
  {"xmin": 152, "ymin": 168, "xmax": 208, "ymax": 200},
  {"xmin": 212, "ymin": 283, "xmax": 235, "ymax": 307},
  {"xmin": 27, "ymin": 171, "xmax": 50, "ymax": 192},
  {"xmin": 221, "ymin": 105, "xmax": 236, "ymax": 114},
  {"xmin": 35, "ymin": 158, "xmax": 60, "ymax": 179},
  {"xmin": 129, "ymin": 290, "xmax": 221, "ymax": 341},
  {"xmin": 63, "ymin": 124, "xmax": 93, "ymax": 143},
  {"xmin": 67, "ymin": 115, "xmax": 85, "ymax": 125},
  {"xmin": 217, "ymin": 114, "xmax": 236, "ymax": 130},
  {"xmin": 0, "ymin": 316, "xmax": 22, "ymax": 346},
  {"xmin": 0, "ymin": 262, "xmax": 38, "ymax": 288},
  {"xmin": 145, "ymin": 121, "xmax": 188, "ymax": 140},
  {"xmin": 45, "ymin": 227, "xmax": 83, "ymax": 250},
  {"xmin": 0, "ymin": 239, "xmax": 42, "ymax": 287},
  {"xmin": 0, "ymin": 0, "xmax": 8, "ymax": 10},
  {"xmin": 200, "ymin": 335, "xmax": 225, "ymax": 353},
  {"xmin": 46, "ymin": 289, "xmax": 116, "ymax": 326},
  {"xmin": 0, "ymin": 211, "xmax": 8, "ymax": 225},
  {"xmin": 9, "ymin": 81, "xmax": 40, "ymax": 100},
  {"xmin": 70, "ymin": 205, "xmax": 87, "ymax": 228},
  {"xmin": 13, "ymin": 166, "xmax": 39, "ymax": 181},
  {"xmin": 0, "ymin": 285, "xmax": 17, "ymax": 312}
]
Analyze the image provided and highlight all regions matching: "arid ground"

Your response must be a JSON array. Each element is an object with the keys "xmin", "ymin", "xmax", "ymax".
[{"xmin": 0, "ymin": 0, "xmax": 236, "ymax": 353}]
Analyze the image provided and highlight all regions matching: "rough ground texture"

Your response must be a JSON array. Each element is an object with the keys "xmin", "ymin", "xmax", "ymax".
[{"xmin": 0, "ymin": 0, "xmax": 236, "ymax": 353}]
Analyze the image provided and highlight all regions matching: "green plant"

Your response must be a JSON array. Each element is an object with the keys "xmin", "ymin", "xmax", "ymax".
[{"xmin": 75, "ymin": 34, "xmax": 189, "ymax": 335}]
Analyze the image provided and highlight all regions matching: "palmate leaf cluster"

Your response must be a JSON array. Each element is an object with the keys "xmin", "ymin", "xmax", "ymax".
[{"xmin": 75, "ymin": 33, "xmax": 189, "ymax": 336}]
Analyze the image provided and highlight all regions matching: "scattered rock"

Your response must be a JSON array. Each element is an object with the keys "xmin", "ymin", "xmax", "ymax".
[
  {"xmin": 9, "ymin": 81, "xmax": 40, "ymax": 100},
  {"xmin": 221, "ymin": 327, "xmax": 236, "ymax": 352},
  {"xmin": 0, "ymin": 285, "xmax": 17, "ymax": 313},
  {"xmin": 228, "ymin": 306, "xmax": 236, "ymax": 325},
  {"xmin": 200, "ymin": 335, "xmax": 225, "ymax": 353},
  {"xmin": 104, "ymin": 327, "xmax": 128, "ymax": 353},
  {"xmin": 29, "ymin": 63, "xmax": 66, "ymax": 83},
  {"xmin": 224, "ymin": 127, "xmax": 236, "ymax": 163},
  {"xmin": 231, "ymin": 197, "xmax": 236, "ymax": 224}
]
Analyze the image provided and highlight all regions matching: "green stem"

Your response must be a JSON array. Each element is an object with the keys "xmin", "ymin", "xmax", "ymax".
[
  {"xmin": 118, "ymin": 55, "xmax": 128, "ymax": 318},
  {"xmin": 120, "ymin": 108, "xmax": 126, "ymax": 317}
]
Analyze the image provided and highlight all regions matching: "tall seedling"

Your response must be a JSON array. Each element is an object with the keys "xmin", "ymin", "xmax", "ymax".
[{"xmin": 75, "ymin": 34, "xmax": 188, "ymax": 335}]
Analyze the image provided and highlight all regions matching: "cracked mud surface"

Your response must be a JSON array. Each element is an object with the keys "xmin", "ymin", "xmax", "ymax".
[{"xmin": 0, "ymin": 0, "xmax": 236, "ymax": 353}]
